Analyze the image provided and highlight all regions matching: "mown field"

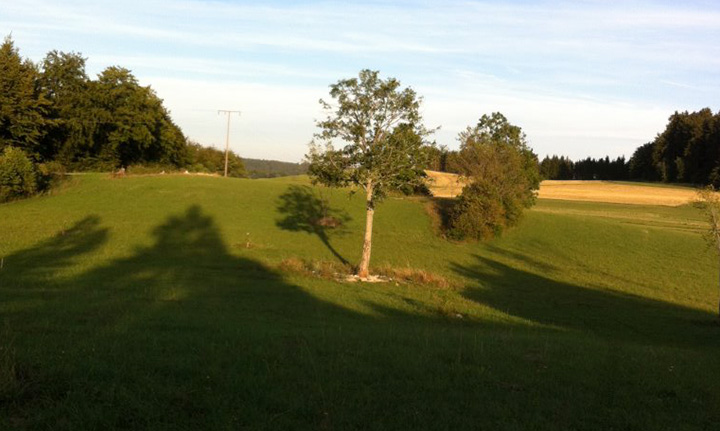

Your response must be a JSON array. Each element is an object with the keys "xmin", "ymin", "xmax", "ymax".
[{"xmin": 1, "ymin": 174, "xmax": 719, "ymax": 430}]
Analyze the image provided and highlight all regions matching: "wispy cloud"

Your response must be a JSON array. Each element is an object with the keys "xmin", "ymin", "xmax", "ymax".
[{"xmin": 3, "ymin": 0, "xmax": 719, "ymax": 161}]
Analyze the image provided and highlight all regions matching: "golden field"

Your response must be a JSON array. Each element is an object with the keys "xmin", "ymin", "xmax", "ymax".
[{"xmin": 425, "ymin": 170, "xmax": 698, "ymax": 206}]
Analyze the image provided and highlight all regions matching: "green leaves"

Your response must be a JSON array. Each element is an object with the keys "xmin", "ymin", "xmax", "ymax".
[
  {"xmin": 1, "ymin": 35, "xmax": 189, "ymax": 171},
  {"xmin": 450, "ymin": 113, "xmax": 540, "ymax": 240},
  {"xmin": 310, "ymin": 69, "xmax": 431, "ymax": 201},
  {"xmin": 0, "ymin": 36, "xmax": 49, "ymax": 159}
]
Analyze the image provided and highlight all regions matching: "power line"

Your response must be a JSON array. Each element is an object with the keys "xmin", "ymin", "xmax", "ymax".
[{"xmin": 217, "ymin": 110, "xmax": 241, "ymax": 177}]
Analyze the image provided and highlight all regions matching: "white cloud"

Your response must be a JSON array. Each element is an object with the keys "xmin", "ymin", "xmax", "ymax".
[{"xmin": 3, "ymin": 0, "xmax": 719, "ymax": 161}]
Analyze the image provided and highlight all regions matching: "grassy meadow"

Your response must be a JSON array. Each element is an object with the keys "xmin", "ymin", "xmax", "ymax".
[{"xmin": 1, "ymin": 173, "xmax": 719, "ymax": 430}]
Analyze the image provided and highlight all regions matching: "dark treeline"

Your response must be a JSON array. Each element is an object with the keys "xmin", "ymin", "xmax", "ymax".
[
  {"xmin": 0, "ymin": 36, "xmax": 245, "ymax": 177},
  {"xmin": 425, "ymin": 146, "xmax": 630, "ymax": 181},
  {"xmin": 539, "ymin": 109, "xmax": 720, "ymax": 183},
  {"xmin": 427, "ymin": 108, "xmax": 720, "ymax": 185},
  {"xmin": 539, "ymin": 155, "xmax": 629, "ymax": 180},
  {"xmin": 629, "ymin": 108, "xmax": 720, "ymax": 185}
]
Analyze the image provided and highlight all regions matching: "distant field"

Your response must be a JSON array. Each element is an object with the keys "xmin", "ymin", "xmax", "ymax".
[
  {"xmin": 426, "ymin": 170, "xmax": 698, "ymax": 206},
  {"xmin": 1, "ymin": 174, "xmax": 718, "ymax": 430}
]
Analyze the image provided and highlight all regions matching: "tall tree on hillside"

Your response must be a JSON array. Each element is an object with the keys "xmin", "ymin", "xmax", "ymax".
[
  {"xmin": 0, "ymin": 36, "xmax": 48, "ymax": 159},
  {"xmin": 449, "ymin": 113, "xmax": 540, "ymax": 239},
  {"xmin": 91, "ymin": 66, "xmax": 187, "ymax": 168},
  {"xmin": 307, "ymin": 69, "xmax": 432, "ymax": 278},
  {"xmin": 39, "ymin": 50, "xmax": 93, "ymax": 163}
]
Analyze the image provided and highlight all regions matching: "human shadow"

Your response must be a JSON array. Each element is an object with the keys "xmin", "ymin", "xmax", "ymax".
[
  {"xmin": 453, "ymin": 255, "xmax": 718, "ymax": 347},
  {"xmin": 276, "ymin": 184, "xmax": 351, "ymax": 265},
  {"xmin": 0, "ymin": 216, "xmax": 108, "ymax": 289}
]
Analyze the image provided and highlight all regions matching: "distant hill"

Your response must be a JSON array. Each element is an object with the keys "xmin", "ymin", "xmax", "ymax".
[{"xmin": 241, "ymin": 158, "xmax": 307, "ymax": 178}]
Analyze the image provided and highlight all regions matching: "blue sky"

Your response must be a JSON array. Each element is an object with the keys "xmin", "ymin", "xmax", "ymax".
[{"xmin": 3, "ymin": 0, "xmax": 719, "ymax": 162}]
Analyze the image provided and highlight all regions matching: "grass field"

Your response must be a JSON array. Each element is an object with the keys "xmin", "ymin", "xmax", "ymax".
[
  {"xmin": 426, "ymin": 170, "xmax": 699, "ymax": 206},
  {"xmin": 1, "ymin": 174, "xmax": 719, "ymax": 430}
]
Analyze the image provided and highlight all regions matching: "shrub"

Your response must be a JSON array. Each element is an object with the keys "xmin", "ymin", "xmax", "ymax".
[
  {"xmin": 0, "ymin": 147, "xmax": 41, "ymax": 202},
  {"xmin": 447, "ymin": 113, "xmax": 539, "ymax": 240},
  {"xmin": 37, "ymin": 160, "xmax": 66, "ymax": 189}
]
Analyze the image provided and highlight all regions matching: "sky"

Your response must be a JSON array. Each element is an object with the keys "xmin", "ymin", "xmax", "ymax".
[{"xmin": 3, "ymin": 0, "xmax": 719, "ymax": 163}]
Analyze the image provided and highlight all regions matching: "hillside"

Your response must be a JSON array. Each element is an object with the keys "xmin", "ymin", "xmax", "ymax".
[
  {"xmin": 241, "ymin": 158, "xmax": 307, "ymax": 178},
  {"xmin": 1, "ymin": 174, "xmax": 719, "ymax": 429}
]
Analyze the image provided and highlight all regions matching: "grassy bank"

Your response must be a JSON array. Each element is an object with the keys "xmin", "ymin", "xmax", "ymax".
[{"xmin": 1, "ymin": 174, "xmax": 718, "ymax": 430}]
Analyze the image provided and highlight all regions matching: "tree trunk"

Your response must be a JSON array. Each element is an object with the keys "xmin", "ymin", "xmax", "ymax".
[{"xmin": 357, "ymin": 181, "xmax": 375, "ymax": 278}]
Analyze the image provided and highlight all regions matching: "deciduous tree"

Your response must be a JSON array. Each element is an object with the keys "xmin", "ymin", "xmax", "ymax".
[
  {"xmin": 450, "ymin": 113, "xmax": 539, "ymax": 239},
  {"xmin": 0, "ymin": 36, "xmax": 48, "ymax": 159},
  {"xmin": 307, "ymin": 69, "xmax": 431, "ymax": 278}
]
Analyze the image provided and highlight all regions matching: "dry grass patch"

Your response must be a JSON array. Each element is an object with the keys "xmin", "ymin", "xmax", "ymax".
[
  {"xmin": 539, "ymin": 180, "xmax": 697, "ymax": 206},
  {"xmin": 375, "ymin": 265, "xmax": 454, "ymax": 289},
  {"xmin": 424, "ymin": 170, "xmax": 468, "ymax": 198},
  {"xmin": 425, "ymin": 171, "xmax": 699, "ymax": 206},
  {"xmin": 278, "ymin": 257, "xmax": 453, "ymax": 288}
]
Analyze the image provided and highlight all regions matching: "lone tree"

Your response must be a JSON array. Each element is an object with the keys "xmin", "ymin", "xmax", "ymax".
[
  {"xmin": 695, "ymin": 186, "xmax": 720, "ymax": 319},
  {"xmin": 450, "ymin": 112, "xmax": 540, "ymax": 239},
  {"xmin": 307, "ymin": 69, "xmax": 431, "ymax": 278}
]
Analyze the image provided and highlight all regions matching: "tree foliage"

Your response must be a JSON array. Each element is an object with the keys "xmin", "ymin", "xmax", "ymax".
[
  {"xmin": 449, "ymin": 113, "xmax": 540, "ymax": 240},
  {"xmin": 307, "ymin": 69, "xmax": 431, "ymax": 277},
  {"xmin": 187, "ymin": 141, "xmax": 246, "ymax": 178},
  {"xmin": 0, "ymin": 36, "xmax": 48, "ymax": 159},
  {"xmin": 0, "ymin": 35, "xmax": 194, "ymax": 175}
]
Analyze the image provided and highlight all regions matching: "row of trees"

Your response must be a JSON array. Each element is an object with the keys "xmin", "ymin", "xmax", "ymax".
[
  {"xmin": 629, "ymin": 108, "xmax": 720, "ymax": 185},
  {"xmin": 308, "ymin": 70, "xmax": 539, "ymax": 277},
  {"xmin": 0, "ymin": 36, "xmax": 188, "ymax": 170},
  {"xmin": 536, "ymin": 109, "xmax": 720, "ymax": 185},
  {"xmin": 0, "ymin": 36, "xmax": 247, "ymax": 200},
  {"xmin": 539, "ymin": 155, "xmax": 630, "ymax": 180}
]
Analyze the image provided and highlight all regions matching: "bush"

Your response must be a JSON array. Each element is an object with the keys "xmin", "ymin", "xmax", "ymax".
[
  {"xmin": 37, "ymin": 160, "xmax": 66, "ymax": 189},
  {"xmin": 447, "ymin": 113, "xmax": 540, "ymax": 240},
  {"xmin": 0, "ymin": 147, "xmax": 41, "ymax": 202}
]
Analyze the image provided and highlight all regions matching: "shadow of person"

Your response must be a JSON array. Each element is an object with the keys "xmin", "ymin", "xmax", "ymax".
[
  {"xmin": 453, "ymin": 255, "xmax": 718, "ymax": 347},
  {"xmin": 0, "ymin": 215, "xmax": 108, "ymax": 289},
  {"xmin": 276, "ymin": 184, "xmax": 351, "ymax": 265}
]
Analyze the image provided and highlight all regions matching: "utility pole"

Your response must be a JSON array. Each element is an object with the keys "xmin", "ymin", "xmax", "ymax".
[{"xmin": 218, "ymin": 110, "xmax": 241, "ymax": 177}]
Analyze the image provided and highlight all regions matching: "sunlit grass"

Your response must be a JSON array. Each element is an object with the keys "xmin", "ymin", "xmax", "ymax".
[{"xmin": 1, "ymin": 174, "xmax": 718, "ymax": 430}]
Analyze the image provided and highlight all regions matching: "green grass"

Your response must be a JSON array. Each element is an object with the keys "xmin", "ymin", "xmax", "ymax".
[{"xmin": 1, "ymin": 174, "xmax": 719, "ymax": 430}]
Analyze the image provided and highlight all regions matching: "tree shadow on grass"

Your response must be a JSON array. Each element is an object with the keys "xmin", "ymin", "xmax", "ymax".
[
  {"xmin": 1, "ymin": 205, "xmax": 369, "ymax": 429},
  {"xmin": 453, "ymin": 255, "xmax": 719, "ymax": 347},
  {"xmin": 276, "ymin": 184, "xmax": 351, "ymax": 265},
  {"xmin": 2, "ymin": 206, "xmax": 720, "ymax": 429}
]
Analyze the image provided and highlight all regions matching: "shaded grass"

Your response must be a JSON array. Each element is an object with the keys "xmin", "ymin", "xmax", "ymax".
[{"xmin": 0, "ymin": 174, "xmax": 719, "ymax": 430}]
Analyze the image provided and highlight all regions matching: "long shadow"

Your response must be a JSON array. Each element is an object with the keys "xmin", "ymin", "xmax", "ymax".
[
  {"xmin": 0, "ymin": 216, "xmax": 108, "ymax": 288},
  {"xmin": 2, "ymin": 207, "xmax": 720, "ymax": 429},
  {"xmin": 453, "ymin": 255, "xmax": 718, "ymax": 347},
  {"xmin": 276, "ymin": 184, "xmax": 351, "ymax": 265},
  {"xmin": 1, "ymin": 205, "xmax": 368, "ymax": 428}
]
